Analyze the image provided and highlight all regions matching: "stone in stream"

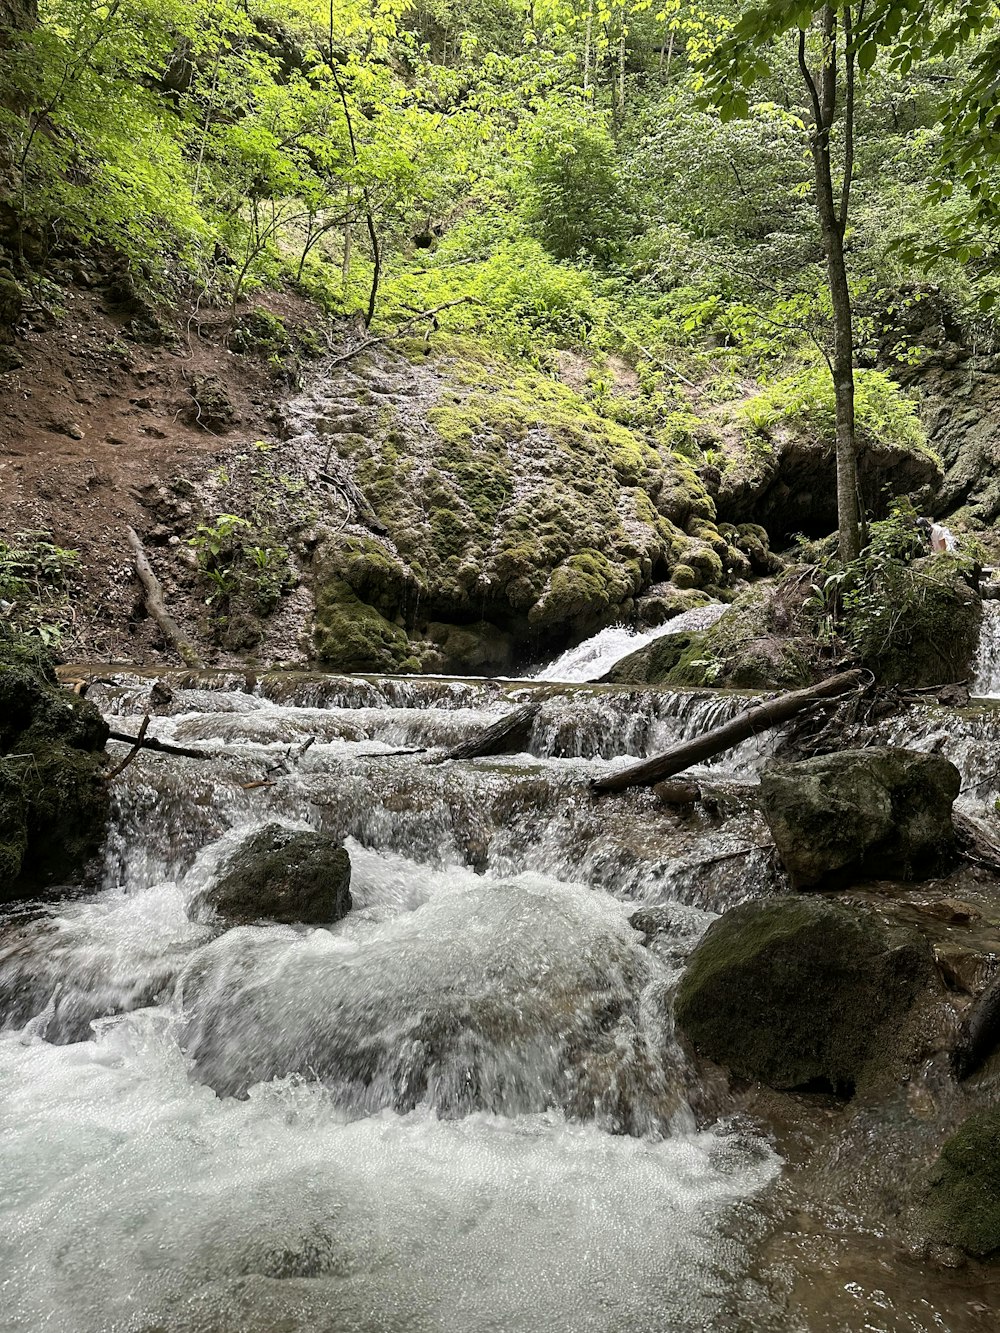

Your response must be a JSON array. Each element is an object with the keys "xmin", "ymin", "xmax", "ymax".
[
  {"xmin": 204, "ymin": 824, "xmax": 352, "ymax": 926},
  {"xmin": 759, "ymin": 747, "xmax": 960, "ymax": 889},
  {"xmin": 674, "ymin": 896, "xmax": 933, "ymax": 1095},
  {"xmin": 926, "ymin": 1108, "xmax": 1000, "ymax": 1257},
  {"xmin": 179, "ymin": 879, "xmax": 669, "ymax": 1132}
]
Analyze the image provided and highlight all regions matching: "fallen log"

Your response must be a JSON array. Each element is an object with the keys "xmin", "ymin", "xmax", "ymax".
[
  {"xmin": 428, "ymin": 702, "xmax": 541, "ymax": 764},
  {"xmin": 107, "ymin": 728, "xmax": 216, "ymax": 760},
  {"xmin": 591, "ymin": 669, "xmax": 865, "ymax": 795},
  {"xmin": 127, "ymin": 526, "xmax": 203, "ymax": 668}
]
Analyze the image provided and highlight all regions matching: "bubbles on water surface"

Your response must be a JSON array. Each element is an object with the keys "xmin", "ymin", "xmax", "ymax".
[{"xmin": 0, "ymin": 1019, "xmax": 780, "ymax": 1333}]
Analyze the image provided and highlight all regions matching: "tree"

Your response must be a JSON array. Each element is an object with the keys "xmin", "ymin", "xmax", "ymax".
[{"xmin": 700, "ymin": 4, "xmax": 865, "ymax": 561}]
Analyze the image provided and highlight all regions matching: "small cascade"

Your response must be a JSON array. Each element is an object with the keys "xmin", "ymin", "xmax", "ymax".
[
  {"xmin": 532, "ymin": 602, "xmax": 729, "ymax": 683},
  {"xmin": 16, "ymin": 653, "xmax": 1000, "ymax": 1331},
  {"xmin": 973, "ymin": 599, "xmax": 1000, "ymax": 697}
]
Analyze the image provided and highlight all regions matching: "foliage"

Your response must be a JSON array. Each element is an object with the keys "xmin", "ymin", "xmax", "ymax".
[
  {"xmin": 0, "ymin": 531, "xmax": 79, "ymax": 643},
  {"xmin": 740, "ymin": 366, "xmax": 929, "ymax": 453},
  {"xmin": 804, "ymin": 500, "xmax": 982, "ymax": 686}
]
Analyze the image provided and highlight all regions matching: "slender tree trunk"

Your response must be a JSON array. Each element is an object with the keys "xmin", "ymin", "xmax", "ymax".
[
  {"xmin": 798, "ymin": 9, "xmax": 860, "ymax": 563},
  {"xmin": 583, "ymin": 0, "xmax": 593, "ymax": 92},
  {"xmin": 615, "ymin": 13, "xmax": 627, "ymax": 127}
]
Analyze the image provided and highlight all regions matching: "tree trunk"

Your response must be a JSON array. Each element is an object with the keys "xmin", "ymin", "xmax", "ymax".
[
  {"xmin": 429, "ymin": 702, "xmax": 541, "ymax": 763},
  {"xmin": 799, "ymin": 9, "xmax": 861, "ymax": 563},
  {"xmin": 590, "ymin": 669, "xmax": 864, "ymax": 794}
]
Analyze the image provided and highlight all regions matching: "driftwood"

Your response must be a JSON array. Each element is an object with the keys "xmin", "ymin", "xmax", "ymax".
[
  {"xmin": 429, "ymin": 702, "xmax": 541, "ymax": 764},
  {"xmin": 126, "ymin": 527, "xmax": 203, "ymax": 668},
  {"xmin": 107, "ymin": 728, "xmax": 216, "ymax": 760},
  {"xmin": 591, "ymin": 669, "xmax": 866, "ymax": 795},
  {"xmin": 104, "ymin": 715, "xmax": 150, "ymax": 780}
]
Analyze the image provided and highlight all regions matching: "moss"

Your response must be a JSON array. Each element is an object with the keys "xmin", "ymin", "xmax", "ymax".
[
  {"xmin": 529, "ymin": 550, "xmax": 637, "ymax": 631},
  {"xmin": 671, "ymin": 564, "xmax": 698, "ymax": 589},
  {"xmin": 926, "ymin": 1111, "xmax": 1000, "ymax": 1258},
  {"xmin": 0, "ymin": 633, "xmax": 109, "ymax": 896},
  {"xmin": 312, "ymin": 337, "xmax": 736, "ymax": 657},
  {"xmin": 313, "ymin": 578, "xmax": 410, "ymax": 672},
  {"xmin": 674, "ymin": 896, "xmax": 933, "ymax": 1094}
]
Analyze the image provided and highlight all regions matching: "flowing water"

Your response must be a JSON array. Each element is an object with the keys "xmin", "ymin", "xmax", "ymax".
[
  {"xmin": 532, "ymin": 602, "xmax": 729, "ymax": 683},
  {"xmin": 2, "ymin": 653, "xmax": 999, "ymax": 1332}
]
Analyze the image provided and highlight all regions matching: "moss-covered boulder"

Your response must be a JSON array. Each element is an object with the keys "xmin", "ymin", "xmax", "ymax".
[
  {"xmin": 204, "ymin": 824, "xmax": 352, "ymax": 926},
  {"xmin": 605, "ymin": 582, "xmax": 815, "ymax": 689},
  {"xmin": 847, "ymin": 555, "xmax": 981, "ymax": 689},
  {"xmin": 0, "ymin": 635, "xmax": 109, "ymax": 898},
  {"xmin": 716, "ymin": 366, "xmax": 942, "ymax": 542},
  {"xmin": 293, "ymin": 341, "xmax": 743, "ymax": 671},
  {"xmin": 759, "ymin": 748, "xmax": 960, "ymax": 889},
  {"xmin": 313, "ymin": 577, "xmax": 411, "ymax": 673},
  {"xmin": 674, "ymin": 896, "xmax": 933, "ymax": 1094},
  {"xmin": 926, "ymin": 1109, "xmax": 1000, "ymax": 1257}
]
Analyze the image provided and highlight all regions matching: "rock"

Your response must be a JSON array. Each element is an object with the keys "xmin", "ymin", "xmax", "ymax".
[
  {"xmin": 296, "ymin": 345, "xmax": 738, "ymax": 671},
  {"xmin": 934, "ymin": 943, "xmax": 996, "ymax": 996},
  {"xmin": 0, "ymin": 634, "xmax": 109, "ymax": 898},
  {"xmin": 759, "ymin": 748, "xmax": 961, "ymax": 889},
  {"xmin": 180, "ymin": 879, "xmax": 662, "ymax": 1131},
  {"xmin": 652, "ymin": 779, "xmax": 701, "ymax": 807},
  {"xmin": 926, "ymin": 1109, "xmax": 1000, "ymax": 1257},
  {"xmin": 674, "ymin": 896, "xmax": 933, "ymax": 1094},
  {"xmin": 204, "ymin": 824, "xmax": 352, "ymax": 926},
  {"xmin": 606, "ymin": 583, "xmax": 815, "ymax": 690}
]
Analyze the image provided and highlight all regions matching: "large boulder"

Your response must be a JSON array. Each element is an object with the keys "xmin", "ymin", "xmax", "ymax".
[
  {"xmin": 674, "ymin": 896, "xmax": 933, "ymax": 1095},
  {"xmin": 287, "ymin": 343, "xmax": 743, "ymax": 672},
  {"xmin": 0, "ymin": 634, "xmax": 109, "ymax": 898},
  {"xmin": 204, "ymin": 824, "xmax": 352, "ymax": 926},
  {"xmin": 604, "ymin": 584, "xmax": 817, "ymax": 690},
  {"xmin": 759, "ymin": 748, "xmax": 960, "ymax": 889},
  {"xmin": 926, "ymin": 1109, "xmax": 1000, "ymax": 1257}
]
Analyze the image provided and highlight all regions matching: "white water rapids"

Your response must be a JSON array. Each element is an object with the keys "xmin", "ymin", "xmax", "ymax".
[
  {"xmin": 0, "ymin": 671, "xmax": 785, "ymax": 1333},
  {"xmin": 4, "ymin": 661, "xmax": 1000, "ymax": 1331}
]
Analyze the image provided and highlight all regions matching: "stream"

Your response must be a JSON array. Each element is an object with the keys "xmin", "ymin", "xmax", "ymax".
[{"xmin": 3, "ymin": 614, "xmax": 1000, "ymax": 1332}]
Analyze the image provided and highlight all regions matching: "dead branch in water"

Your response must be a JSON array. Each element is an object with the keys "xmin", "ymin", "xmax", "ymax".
[
  {"xmin": 591, "ymin": 670, "xmax": 866, "ymax": 794},
  {"xmin": 107, "ymin": 728, "xmax": 217, "ymax": 760},
  {"xmin": 126, "ymin": 527, "xmax": 203, "ymax": 668},
  {"xmin": 427, "ymin": 702, "xmax": 542, "ymax": 764},
  {"xmin": 104, "ymin": 715, "xmax": 150, "ymax": 780}
]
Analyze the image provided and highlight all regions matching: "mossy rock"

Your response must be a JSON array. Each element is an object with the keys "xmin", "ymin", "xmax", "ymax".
[
  {"xmin": 926, "ymin": 1109, "xmax": 1000, "ymax": 1257},
  {"xmin": 602, "ymin": 630, "xmax": 702, "ymax": 686},
  {"xmin": 606, "ymin": 584, "xmax": 815, "ymax": 689},
  {"xmin": 674, "ymin": 896, "xmax": 934, "ymax": 1095},
  {"xmin": 853, "ymin": 556, "xmax": 982, "ymax": 689},
  {"xmin": 205, "ymin": 824, "xmax": 352, "ymax": 926},
  {"xmin": 760, "ymin": 748, "xmax": 960, "ymax": 889},
  {"xmin": 311, "ymin": 341, "xmax": 736, "ymax": 659},
  {"xmin": 313, "ymin": 578, "xmax": 410, "ymax": 672},
  {"xmin": 0, "ymin": 634, "xmax": 109, "ymax": 897}
]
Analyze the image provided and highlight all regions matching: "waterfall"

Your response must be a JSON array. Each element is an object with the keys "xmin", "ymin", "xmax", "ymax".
[
  {"xmin": 532, "ymin": 602, "xmax": 729, "ymax": 683},
  {"xmin": 973, "ymin": 599, "xmax": 1000, "ymax": 697}
]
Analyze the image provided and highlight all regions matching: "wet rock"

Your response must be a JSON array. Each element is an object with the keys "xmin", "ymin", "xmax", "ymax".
[
  {"xmin": 180, "ymin": 880, "xmax": 664, "ymax": 1130},
  {"xmin": 674, "ymin": 896, "xmax": 934, "ymax": 1095},
  {"xmin": 759, "ymin": 748, "xmax": 960, "ymax": 889},
  {"xmin": 926, "ymin": 1109, "xmax": 1000, "ymax": 1257},
  {"xmin": 205, "ymin": 824, "xmax": 352, "ymax": 926},
  {"xmin": 0, "ymin": 634, "xmax": 109, "ymax": 897}
]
